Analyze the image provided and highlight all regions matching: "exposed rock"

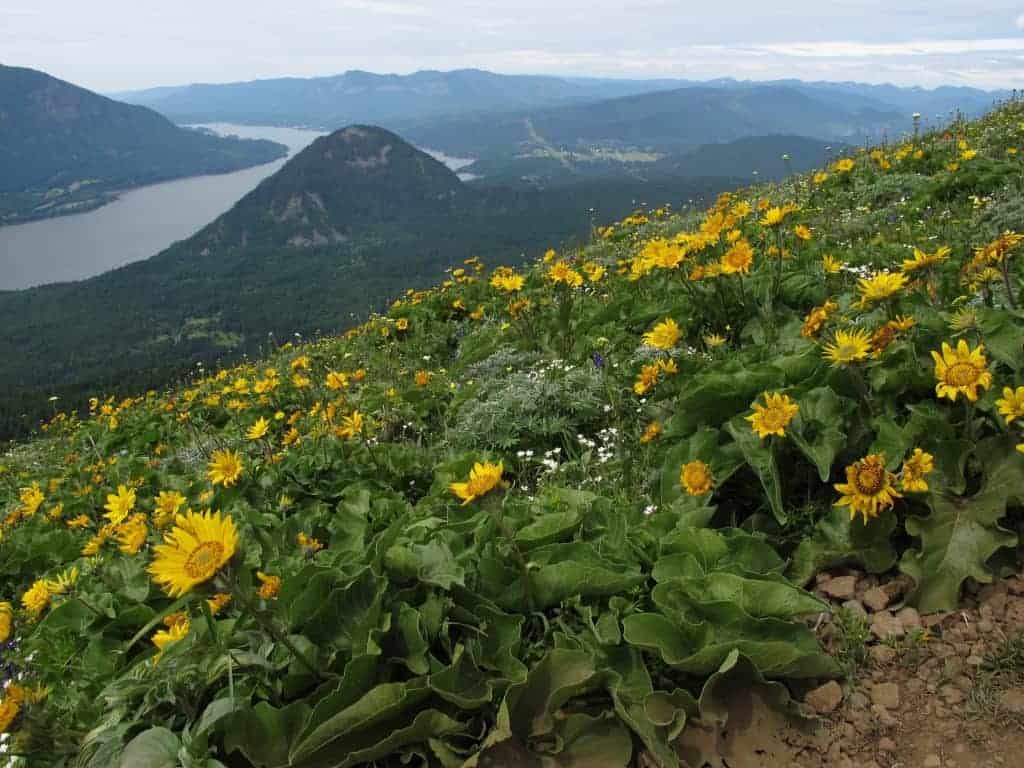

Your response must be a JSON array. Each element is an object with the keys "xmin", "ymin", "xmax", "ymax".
[
  {"xmin": 870, "ymin": 645, "xmax": 897, "ymax": 665},
  {"xmin": 870, "ymin": 611, "xmax": 905, "ymax": 640},
  {"xmin": 896, "ymin": 606, "xmax": 922, "ymax": 631},
  {"xmin": 1006, "ymin": 577, "xmax": 1024, "ymax": 596},
  {"xmin": 848, "ymin": 691, "xmax": 870, "ymax": 710},
  {"xmin": 821, "ymin": 576, "xmax": 858, "ymax": 600},
  {"xmin": 870, "ymin": 682, "xmax": 900, "ymax": 709},
  {"xmin": 805, "ymin": 681, "xmax": 844, "ymax": 714},
  {"xmin": 923, "ymin": 755, "xmax": 942, "ymax": 767},
  {"xmin": 861, "ymin": 587, "xmax": 890, "ymax": 612},
  {"xmin": 877, "ymin": 737, "xmax": 897, "ymax": 752},
  {"xmin": 841, "ymin": 599, "xmax": 867, "ymax": 619},
  {"xmin": 940, "ymin": 685, "xmax": 964, "ymax": 705}
]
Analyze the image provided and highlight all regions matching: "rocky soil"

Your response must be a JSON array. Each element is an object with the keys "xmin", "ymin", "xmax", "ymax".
[{"xmin": 676, "ymin": 568, "xmax": 1024, "ymax": 768}]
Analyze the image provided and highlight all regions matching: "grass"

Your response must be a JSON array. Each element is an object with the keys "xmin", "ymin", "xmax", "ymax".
[{"xmin": 966, "ymin": 630, "xmax": 1024, "ymax": 728}]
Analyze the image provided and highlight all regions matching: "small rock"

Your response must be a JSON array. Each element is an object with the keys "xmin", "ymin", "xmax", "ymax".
[
  {"xmin": 870, "ymin": 611, "xmax": 905, "ymax": 640},
  {"xmin": 874, "ymin": 704, "xmax": 898, "ymax": 726},
  {"xmin": 842, "ymin": 599, "xmax": 868, "ymax": 618},
  {"xmin": 878, "ymin": 736, "xmax": 897, "ymax": 752},
  {"xmin": 896, "ymin": 606, "xmax": 922, "ymax": 631},
  {"xmin": 966, "ymin": 655, "xmax": 985, "ymax": 667},
  {"xmin": 977, "ymin": 619, "xmax": 994, "ymax": 633},
  {"xmin": 870, "ymin": 682, "xmax": 900, "ymax": 709},
  {"xmin": 1007, "ymin": 577, "xmax": 1024, "ymax": 596},
  {"xmin": 870, "ymin": 645, "xmax": 897, "ymax": 665},
  {"xmin": 940, "ymin": 685, "xmax": 964, "ymax": 705},
  {"xmin": 1000, "ymin": 687, "xmax": 1024, "ymax": 715},
  {"xmin": 986, "ymin": 591, "xmax": 1009, "ymax": 615},
  {"xmin": 805, "ymin": 680, "xmax": 844, "ymax": 714},
  {"xmin": 862, "ymin": 587, "xmax": 891, "ymax": 612},
  {"xmin": 923, "ymin": 755, "xmax": 942, "ymax": 768},
  {"xmin": 821, "ymin": 576, "xmax": 858, "ymax": 600},
  {"xmin": 848, "ymin": 691, "xmax": 870, "ymax": 710}
]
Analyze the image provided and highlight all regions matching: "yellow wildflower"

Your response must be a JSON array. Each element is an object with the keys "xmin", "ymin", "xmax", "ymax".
[
  {"xmin": 746, "ymin": 392, "xmax": 799, "ymax": 439},
  {"xmin": 449, "ymin": 461, "xmax": 505, "ymax": 506}
]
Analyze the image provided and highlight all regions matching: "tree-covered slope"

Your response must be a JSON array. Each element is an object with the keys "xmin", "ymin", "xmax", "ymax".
[
  {"xmin": 1, "ymin": 100, "xmax": 1022, "ymax": 766},
  {"xmin": 400, "ymin": 84, "xmax": 905, "ymax": 156},
  {"xmin": 0, "ymin": 65, "xmax": 287, "ymax": 224},
  {"xmin": 0, "ymin": 125, "xmax": 734, "ymax": 439}
]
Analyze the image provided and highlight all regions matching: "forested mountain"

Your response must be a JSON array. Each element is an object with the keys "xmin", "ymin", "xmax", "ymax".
[
  {"xmin": 0, "ymin": 125, "xmax": 735, "ymax": 438},
  {"xmin": 115, "ymin": 69, "xmax": 681, "ymax": 128},
  {"xmin": 400, "ymin": 84, "xmax": 903, "ymax": 157},
  {"xmin": 0, "ymin": 65, "xmax": 287, "ymax": 224}
]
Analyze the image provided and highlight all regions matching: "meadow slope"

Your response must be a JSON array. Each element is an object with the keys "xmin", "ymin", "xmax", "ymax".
[{"xmin": 1, "ymin": 101, "xmax": 1023, "ymax": 767}]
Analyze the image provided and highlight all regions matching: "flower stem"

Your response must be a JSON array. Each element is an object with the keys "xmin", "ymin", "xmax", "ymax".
[
  {"xmin": 487, "ymin": 496, "xmax": 534, "ymax": 612},
  {"xmin": 231, "ymin": 581, "xmax": 325, "ymax": 681}
]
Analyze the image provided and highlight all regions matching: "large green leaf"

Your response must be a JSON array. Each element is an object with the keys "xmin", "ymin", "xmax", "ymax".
[
  {"xmin": 659, "ymin": 427, "xmax": 744, "ymax": 505},
  {"xmin": 788, "ymin": 507, "xmax": 898, "ymax": 585},
  {"xmin": 223, "ymin": 701, "xmax": 311, "ymax": 768},
  {"xmin": 667, "ymin": 362, "xmax": 784, "ymax": 433},
  {"xmin": 289, "ymin": 680, "xmax": 432, "ymax": 766},
  {"xmin": 622, "ymin": 608, "xmax": 836, "ymax": 679},
  {"xmin": 118, "ymin": 727, "xmax": 179, "ymax": 768},
  {"xmin": 789, "ymin": 386, "xmax": 854, "ymax": 481},
  {"xmin": 726, "ymin": 416, "xmax": 785, "ymax": 524},
  {"xmin": 900, "ymin": 440, "xmax": 1023, "ymax": 611}
]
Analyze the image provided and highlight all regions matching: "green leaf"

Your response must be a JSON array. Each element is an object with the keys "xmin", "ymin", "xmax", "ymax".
[
  {"xmin": 726, "ymin": 416, "xmax": 785, "ymax": 524},
  {"xmin": 659, "ymin": 427, "xmax": 744, "ymax": 505},
  {"xmin": 289, "ymin": 681, "xmax": 432, "ymax": 765},
  {"xmin": 541, "ymin": 713, "xmax": 633, "ymax": 767},
  {"xmin": 505, "ymin": 649, "xmax": 604, "ymax": 740},
  {"xmin": 900, "ymin": 440, "xmax": 1023, "ymax": 611},
  {"xmin": 789, "ymin": 387, "xmax": 854, "ymax": 481},
  {"xmin": 118, "ymin": 727, "xmax": 180, "ymax": 768},
  {"xmin": 788, "ymin": 507, "xmax": 898, "ymax": 586},
  {"xmin": 294, "ymin": 708, "xmax": 465, "ymax": 768},
  {"xmin": 223, "ymin": 701, "xmax": 311, "ymax": 768},
  {"xmin": 404, "ymin": 540, "xmax": 466, "ymax": 590},
  {"xmin": 526, "ymin": 561, "xmax": 646, "ymax": 610},
  {"xmin": 622, "ymin": 606, "xmax": 836, "ymax": 679},
  {"xmin": 516, "ymin": 510, "xmax": 582, "ymax": 548},
  {"xmin": 976, "ymin": 306, "xmax": 1024, "ymax": 372},
  {"xmin": 667, "ymin": 362, "xmax": 784, "ymax": 433}
]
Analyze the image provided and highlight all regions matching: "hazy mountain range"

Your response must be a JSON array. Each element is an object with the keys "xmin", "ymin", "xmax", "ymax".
[
  {"xmin": 0, "ymin": 65, "xmax": 287, "ymax": 225},
  {"xmin": 116, "ymin": 68, "xmax": 1006, "ymax": 187},
  {"xmin": 116, "ymin": 69, "xmax": 1008, "ymax": 132}
]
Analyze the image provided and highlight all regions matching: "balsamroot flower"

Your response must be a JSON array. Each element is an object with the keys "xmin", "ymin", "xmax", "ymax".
[
  {"xmin": 835, "ymin": 454, "xmax": 901, "ymax": 524},
  {"xmin": 931, "ymin": 340, "xmax": 993, "ymax": 402},
  {"xmin": 148, "ymin": 510, "xmax": 238, "ymax": 597},
  {"xmin": 449, "ymin": 461, "xmax": 505, "ymax": 505},
  {"xmin": 207, "ymin": 449, "xmax": 244, "ymax": 487},
  {"xmin": 680, "ymin": 460, "xmax": 713, "ymax": 496},
  {"xmin": 746, "ymin": 392, "xmax": 799, "ymax": 439}
]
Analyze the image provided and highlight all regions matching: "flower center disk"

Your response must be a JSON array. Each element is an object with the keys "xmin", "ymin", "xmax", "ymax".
[{"xmin": 184, "ymin": 541, "xmax": 225, "ymax": 580}]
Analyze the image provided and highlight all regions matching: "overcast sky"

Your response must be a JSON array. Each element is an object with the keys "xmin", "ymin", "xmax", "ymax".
[{"xmin": 3, "ymin": 1, "xmax": 1024, "ymax": 92}]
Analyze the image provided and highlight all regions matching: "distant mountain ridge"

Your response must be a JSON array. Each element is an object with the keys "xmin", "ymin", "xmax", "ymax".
[
  {"xmin": 115, "ymin": 69, "xmax": 679, "ymax": 129},
  {"xmin": 0, "ymin": 65, "xmax": 287, "ymax": 224},
  {"xmin": 115, "ymin": 68, "xmax": 1008, "ymax": 136}
]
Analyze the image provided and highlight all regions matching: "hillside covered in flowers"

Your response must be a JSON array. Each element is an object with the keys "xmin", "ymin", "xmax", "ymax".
[{"xmin": 2, "ymin": 101, "xmax": 1024, "ymax": 767}]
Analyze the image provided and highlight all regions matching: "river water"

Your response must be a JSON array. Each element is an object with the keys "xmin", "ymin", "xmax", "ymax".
[{"xmin": 0, "ymin": 124, "xmax": 475, "ymax": 291}]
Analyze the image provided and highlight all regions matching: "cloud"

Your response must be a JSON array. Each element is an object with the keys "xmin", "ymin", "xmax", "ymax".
[
  {"xmin": 735, "ymin": 37, "xmax": 1024, "ymax": 58},
  {"xmin": 333, "ymin": 1, "xmax": 430, "ymax": 16},
  {"xmin": 1017, "ymin": 13, "xmax": 1024, "ymax": 30}
]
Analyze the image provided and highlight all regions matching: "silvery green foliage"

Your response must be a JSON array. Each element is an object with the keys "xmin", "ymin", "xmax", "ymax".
[{"xmin": 451, "ymin": 354, "xmax": 604, "ymax": 452}]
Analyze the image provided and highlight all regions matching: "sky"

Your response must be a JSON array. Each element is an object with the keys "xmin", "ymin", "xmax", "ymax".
[{"xmin": 2, "ymin": 1, "xmax": 1024, "ymax": 92}]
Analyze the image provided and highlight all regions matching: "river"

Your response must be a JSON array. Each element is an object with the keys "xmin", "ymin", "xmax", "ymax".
[{"xmin": 0, "ymin": 124, "xmax": 476, "ymax": 291}]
